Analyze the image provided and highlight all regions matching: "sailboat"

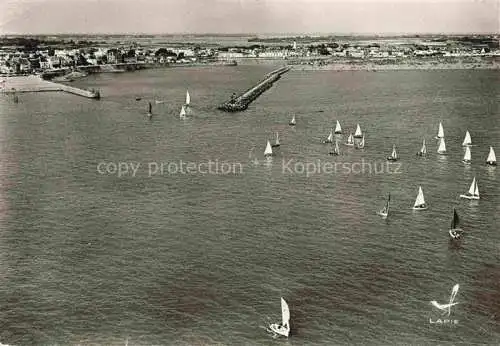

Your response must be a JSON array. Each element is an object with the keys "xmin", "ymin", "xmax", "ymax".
[
  {"xmin": 334, "ymin": 120, "xmax": 342, "ymax": 134},
  {"xmin": 462, "ymin": 130, "xmax": 472, "ymax": 146},
  {"xmin": 272, "ymin": 132, "xmax": 280, "ymax": 148},
  {"xmin": 329, "ymin": 140, "xmax": 340, "ymax": 156},
  {"xmin": 387, "ymin": 145, "xmax": 398, "ymax": 161},
  {"xmin": 412, "ymin": 186, "xmax": 427, "ymax": 210},
  {"xmin": 264, "ymin": 140, "xmax": 273, "ymax": 157},
  {"xmin": 345, "ymin": 133, "xmax": 354, "ymax": 146},
  {"xmin": 462, "ymin": 146, "xmax": 471, "ymax": 164},
  {"xmin": 323, "ymin": 129, "xmax": 333, "ymax": 143},
  {"xmin": 416, "ymin": 138, "xmax": 427, "ymax": 156},
  {"xmin": 437, "ymin": 137, "xmax": 446, "ymax": 154},
  {"xmin": 147, "ymin": 102, "xmax": 152, "ymax": 117},
  {"xmin": 449, "ymin": 208, "xmax": 463, "ymax": 240},
  {"xmin": 356, "ymin": 135, "xmax": 365, "ymax": 149},
  {"xmin": 354, "ymin": 124, "xmax": 363, "ymax": 138},
  {"xmin": 179, "ymin": 105, "xmax": 187, "ymax": 119},
  {"xmin": 377, "ymin": 193, "xmax": 390, "ymax": 218},
  {"xmin": 289, "ymin": 115, "xmax": 296, "ymax": 126},
  {"xmin": 486, "ymin": 146, "xmax": 496, "ymax": 166},
  {"xmin": 268, "ymin": 297, "xmax": 290, "ymax": 337},
  {"xmin": 184, "ymin": 90, "xmax": 190, "ymax": 107},
  {"xmin": 435, "ymin": 122, "xmax": 444, "ymax": 139},
  {"xmin": 459, "ymin": 177, "xmax": 479, "ymax": 200}
]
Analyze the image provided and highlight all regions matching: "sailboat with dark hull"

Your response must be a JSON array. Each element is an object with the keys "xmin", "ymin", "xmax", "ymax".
[
  {"xmin": 329, "ymin": 140, "xmax": 340, "ymax": 156},
  {"xmin": 387, "ymin": 145, "xmax": 398, "ymax": 162},
  {"xmin": 272, "ymin": 132, "xmax": 280, "ymax": 148},
  {"xmin": 449, "ymin": 208, "xmax": 463, "ymax": 241},
  {"xmin": 147, "ymin": 102, "xmax": 152, "ymax": 117},
  {"xmin": 416, "ymin": 139, "xmax": 426, "ymax": 156}
]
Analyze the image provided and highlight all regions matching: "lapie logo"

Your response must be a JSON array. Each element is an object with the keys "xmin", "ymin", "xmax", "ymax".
[{"xmin": 429, "ymin": 283, "xmax": 459, "ymax": 325}]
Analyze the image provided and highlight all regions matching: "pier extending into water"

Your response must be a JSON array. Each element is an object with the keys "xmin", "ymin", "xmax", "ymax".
[
  {"xmin": 218, "ymin": 66, "xmax": 291, "ymax": 112},
  {"xmin": 1, "ymin": 76, "xmax": 100, "ymax": 99}
]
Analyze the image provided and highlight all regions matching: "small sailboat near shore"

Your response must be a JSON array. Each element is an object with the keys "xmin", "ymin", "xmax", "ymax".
[
  {"xmin": 147, "ymin": 102, "xmax": 152, "ymax": 117},
  {"xmin": 486, "ymin": 146, "xmax": 496, "ymax": 166},
  {"xmin": 449, "ymin": 208, "xmax": 463, "ymax": 240},
  {"xmin": 462, "ymin": 146, "xmax": 471, "ymax": 164},
  {"xmin": 459, "ymin": 177, "xmax": 479, "ymax": 200},
  {"xmin": 268, "ymin": 297, "xmax": 290, "ymax": 338},
  {"xmin": 289, "ymin": 115, "xmax": 296, "ymax": 126},
  {"xmin": 462, "ymin": 130, "xmax": 472, "ymax": 146},
  {"xmin": 264, "ymin": 140, "xmax": 273, "ymax": 157},
  {"xmin": 323, "ymin": 129, "xmax": 333, "ymax": 144},
  {"xmin": 334, "ymin": 120, "xmax": 342, "ymax": 134},
  {"xmin": 272, "ymin": 132, "xmax": 280, "ymax": 148},
  {"xmin": 412, "ymin": 186, "xmax": 428, "ymax": 210},
  {"xmin": 354, "ymin": 124, "xmax": 363, "ymax": 138},
  {"xmin": 377, "ymin": 193, "xmax": 390, "ymax": 218},
  {"xmin": 345, "ymin": 133, "xmax": 354, "ymax": 146},
  {"xmin": 435, "ymin": 122, "xmax": 444, "ymax": 139},
  {"xmin": 437, "ymin": 137, "xmax": 446, "ymax": 155},
  {"xmin": 329, "ymin": 140, "xmax": 340, "ymax": 156},
  {"xmin": 387, "ymin": 145, "xmax": 398, "ymax": 161},
  {"xmin": 416, "ymin": 138, "xmax": 427, "ymax": 156}
]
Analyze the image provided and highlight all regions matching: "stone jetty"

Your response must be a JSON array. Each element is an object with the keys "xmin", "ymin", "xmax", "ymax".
[{"xmin": 218, "ymin": 66, "xmax": 291, "ymax": 112}]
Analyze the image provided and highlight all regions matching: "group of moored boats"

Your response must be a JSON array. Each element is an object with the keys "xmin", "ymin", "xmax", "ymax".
[{"xmin": 263, "ymin": 117, "xmax": 496, "ymax": 246}]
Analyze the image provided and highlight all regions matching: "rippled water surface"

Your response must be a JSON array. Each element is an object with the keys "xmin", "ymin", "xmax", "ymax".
[{"xmin": 0, "ymin": 65, "xmax": 499, "ymax": 345}]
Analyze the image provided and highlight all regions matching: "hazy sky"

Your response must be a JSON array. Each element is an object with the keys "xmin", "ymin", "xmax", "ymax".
[{"xmin": 0, "ymin": 0, "xmax": 498, "ymax": 34}]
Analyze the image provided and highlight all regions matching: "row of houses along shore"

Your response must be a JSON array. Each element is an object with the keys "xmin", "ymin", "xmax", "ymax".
[{"xmin": 1, "ymin": 35, "xmax": 499, "ymax": 76}]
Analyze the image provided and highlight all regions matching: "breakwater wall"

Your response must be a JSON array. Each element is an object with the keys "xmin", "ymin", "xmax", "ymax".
[
  {"xmin": 1, "ymin": 76, "xmax": 100, "ymax": 99},
  {"xmin": 218, "ymin": 66, "xmax": 290, "ymax": 112}
]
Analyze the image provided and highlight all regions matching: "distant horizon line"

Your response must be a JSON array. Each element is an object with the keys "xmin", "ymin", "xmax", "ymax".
[{"xmin": 1, "ymin": 31, "xmax": 499, "ymax": 37}]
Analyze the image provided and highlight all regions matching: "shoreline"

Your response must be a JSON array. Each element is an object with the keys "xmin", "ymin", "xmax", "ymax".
[{"xmin": 292, "ymin": 62, "xmax": 500, "ymax": 71}]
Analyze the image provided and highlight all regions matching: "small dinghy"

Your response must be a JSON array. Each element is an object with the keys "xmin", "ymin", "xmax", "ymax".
[
  {"xmin": 334, "ymin": 120, "xmax": 342, "ymax": 134},
  {"xmin": 271, "ymin": 132, "xmax": 280, "ymax": 148},
  {"xmin": 345, "ymin": 133, "xmax": 354, "ymax": 146},
  {"xmin": 387, "ymin": 145, "xmax": 398, "ymax": 161},
  {"xmin": 268, "ymin": 297, "xmax": 290, "ymax": 338},
  {"xmin": 449, "ymin": 208, "xmax": 463, "ymax": 241},
  {"xmin": 459, "ymin": 177, "xmax": 479, "ymax": 200},
  {"xmin": 462, "ymin": 146, "xmax": 471, "ymax": 164},
  {"xmin": 377, "ymin": 193, "xmax": 390, "ymax": 218},
  {"xmin": 179, "ymin": 105, "xmax": 187, "ymax": 119},
  {"xmin": 416, "ymin": 138, "xmax": 426, "ymax": 156},
  {"xmin": 289, "ymin": 115, "xmax": 296, "ymax": 126},
  {"xmin": 412, "ymin": 186, "xmax": 428, "ymax": 210},
  {"xmin": 486, "ymin": 146, "xmax": 496, "ymax": 166}
]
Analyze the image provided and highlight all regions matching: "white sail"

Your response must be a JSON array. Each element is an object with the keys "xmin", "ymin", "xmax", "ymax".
[
  {"xmin": 185, "ymin": 90, "xmax": 190, "ymax": 105},
  {"xmin": 437, "ymin": 122, "xmax": 444, "ymax": 138},
  {"xmin": 290, "ymin": 115, "xmax": 296, "ymax": 125},
  {"xmin": 474, "ymin": 179, "xmax": 479, "ymax": 197},
  {"xmin": 467, "ymin": 177, "xmax": 476, "ymax": 195},
  {"xmin": 414, "ymin": 186, "xmax": 426, "ymax": 207},
  {"xmin": 347, "ymin": 133, "xmax": 354, "ymax": 144},
  {"xmin": 275, "ymin": 132, "xmax": 280, "ymax": 145},
  {"xmin": 264, "ymin": 140, "xmax": 273, "ymax": 156},
  {"xmin": 334, "ymin": 140, "xmax": 340, "ymax": 154},
  {"xmin": 335, "ymin": 120, "xmax": 342, "ymax": 133},
  {"xmin": 179, "ymin": 105, "xmax": 186, "ymax": 118},
  {"xmin": 354, "ymin": 124, "xmax": 362, "ymax": 137},
  {"xmin": 463, "ymin": 146, "xmax": 471, "ymax": 162},
  {"xmin": 421, "ymin": 139, "xmax": 427, "ymax": 154},
  {"xmin": 437, "ymin": 137, "xmax": 446, "ymax": 154},
  {"xmin": 327, "ymin": 129, "xmax": 333, "ymax": 142},
  {"xmin": 391, "ymin": 145, "xmax": 397, "ymax": 159},
  {"xmin": 462, "ymin": 130, "xmax": 471, "ymax": 146},
  {"xmin": 281, "ymin": 297, "xmax": 290, "ymax": 327},
  {"xmin": 486, "ymin": 146, "xmax": 496, "ymax": 163}
]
